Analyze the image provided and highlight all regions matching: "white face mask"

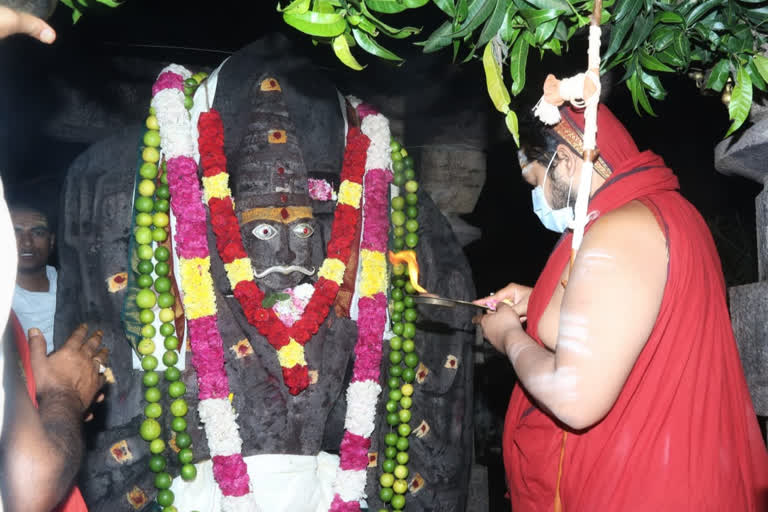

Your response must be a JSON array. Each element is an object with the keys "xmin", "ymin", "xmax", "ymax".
[{"xmin": 531, "ymin": 153, "xmax": 574, "ymax": 233}]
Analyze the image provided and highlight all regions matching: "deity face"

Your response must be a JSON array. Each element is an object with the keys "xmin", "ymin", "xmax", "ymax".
[{"xmin": 241, "ymin": 206, "xmax": 317, "ymax": 292}]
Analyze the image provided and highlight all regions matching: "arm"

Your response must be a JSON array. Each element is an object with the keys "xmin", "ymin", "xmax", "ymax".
[
  {"xmin": 0, "ymin": 6, "xmax": 55, "ymax": 42},
  {"xmin": 481, "ymin": 202, "xmax": 668, "ymax": 429},
  {"xmin": 1, "ymin": 325, "xmax": 107, "ymax": 512}
]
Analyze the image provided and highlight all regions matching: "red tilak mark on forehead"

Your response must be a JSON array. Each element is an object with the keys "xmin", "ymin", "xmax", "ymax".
[
  {"xmin": 277, "ymin": 167, "xmax": 285, "ymax": 175},
  {"xmin": 280, "ymin": 208, "xmax": 289, "ymax": 219}
]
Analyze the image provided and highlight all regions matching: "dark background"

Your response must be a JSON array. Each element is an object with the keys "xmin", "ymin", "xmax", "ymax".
[{"xmin": 0, "ymin": 1, "xmax": 762, "ymax": 508}]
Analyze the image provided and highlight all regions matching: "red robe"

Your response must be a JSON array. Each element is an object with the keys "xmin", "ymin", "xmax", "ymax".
[
  {"xmin": 504, "ymin": 107, "xmax": 768, "ymax": 511},
  {"xmin": 9, "ymin": 312, "xmax": 88, "ymax": 512}
]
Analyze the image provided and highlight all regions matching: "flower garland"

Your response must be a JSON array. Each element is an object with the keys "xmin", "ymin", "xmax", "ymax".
[
  {"xmin": 151, "ymin": 65, "xmax": 258, "ymax": 512},
  {"xmin": 198, "ymin": 110, "xmax": 368, "ymax": 395},
  {"xmin": 329, "ymin": 104, "xmax": 393, "ymax": 511}
]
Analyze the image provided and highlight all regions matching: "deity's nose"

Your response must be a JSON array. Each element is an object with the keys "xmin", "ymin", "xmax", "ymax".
[{"xmin": 276, "ymin": 227, "xmax": 296, "ymax": 263}]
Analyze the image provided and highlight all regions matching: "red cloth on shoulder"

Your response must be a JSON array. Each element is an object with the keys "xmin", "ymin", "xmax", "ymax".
[
  {"xmin": 504, "ymin": 105, "xmax": 768, "ymax": 511},
  {"xmin": 9, "ymin": 312, "xmax": 88, "ymax": 512}
]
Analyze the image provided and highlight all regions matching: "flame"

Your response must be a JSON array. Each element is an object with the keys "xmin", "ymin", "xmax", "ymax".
[{"xmin": 388, "ymin": 250, "xmax": 428, "ymax": 294}]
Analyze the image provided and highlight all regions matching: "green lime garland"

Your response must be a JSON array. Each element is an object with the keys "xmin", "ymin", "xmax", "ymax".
[
  {"xmin": 133, "ymin": 72, "xmax": 208, "ymax": 511},
  {"xmin": 378, "ymin": 139, "xmax": 422, "ymax": 512}
]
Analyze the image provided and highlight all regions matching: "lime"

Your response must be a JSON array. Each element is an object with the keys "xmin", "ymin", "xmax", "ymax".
[
  {"xmin": 174, "ymin": 432, "xmax": 192, "ymax": 449},
  {"xmin": 164, "ymin": 335, "xmax": 179, "ymax": 350},
  {"xmin": 144, "ymin": 130, "xmax": 161, "ymax": 148},
  {"xmin": 163, "ymin": 350, "xmax": 178, "ymax": 367},
  {"xmin": 139, "ymin": 308, "xmax": 155, "ymax": 324},
  {"xmin": 162, "ymin": 507, "xmax": 177, "ymax": 512},
  {"xmin": 392, "ymin": 263, "xmax": 406, "ymax": 276},
  {"xmin": 397, "ymin": 423, "xmax": 411, "ymax": 437},
  {"xmin": 145, "ymin": 402, "xmax": 162, "ymax": 419},
  {"xmin": 403, "ymin": 156, "xmax": 414, "ymax": 169},
  {"xmin": 405, "ymin": 193, "xmax": 418, "ymax": 206},
  {"xmin": 391, "ymin": 492, "xmax": 406, "ymax": 509},
  {"xmin": 404, "ymin": 296, "xmax": 414, "ymax": 308},
  {"xmin": 155, "ymin": 262, "xmax": 170, "ymax": 277},
  {"xmin": 178, "ymin": 448, "xmax": 194, "ymax": 464},
  {"xmin": 184, "ymin": 96, "xmax": 194, "ymax": 110},
  {"xmin": 135, "ymin": 196, "xmax": 154, "ymax": 213},
  {"xmin": 390, "ymin": 140, "xmax": 401, "ymax": 152},
  {"xmin": 404, "ymin": 168, "xmax": 416, "ymax": 180},
  {"xmin": 139, "ymin": 418, "xmax": 161, "ymax": 441},
  {"xmin": 385, "ymin": 432, "xmax": 398, "ymax": 446},
  {"xmin": 391, "ymin": 211, "xmax": 406, "ymax": 227},
  {"xmin": 149, "ymin": 454, "xmax": 166, "ymax": 472},
  {"xmin": 153, "ymin": 212, "xmax": 169, "ymax": 228},
  {"xmin": 386, "ymin": 412, "xmax": 399, "ymax": 426},
  {"xmin": 168, "ymin": 381, "xmax": 186, "ymax": 398},
  {"xmin": 137, "ymin": 338, "xmax": 155, "ymax": 356},
  {"xmin": 157, "ymin": 293, "xmax": 175, "ymax": 309},
  {"xmin": 404, "ymin": 353, "xmax": 419, "ymax": 369},
  {"xmin": 389, "ymin": 389, "xmax": 402, "ymax": 402},
  {"xmin": 393, "ymin": 301, "xmax": 405, "ymax": 313},
  {"xmin": 384, "ymin": 446, "xmax": 397, "ymax": 459},
  {"xmin": 392, "ymin": 160, "xmax": 405, "ymax": 173},
  {"xmin": 141, "ymin": 355, "xmax": 158, "ymax": 371},
  {"xmin": 165, "ymin": 366, "xmax": 181, "ymax": 382},
  {"xmin": 394, "ymin": 464, "xmax": 409, "ymax": 480},
  {"xmin": 143, "ymin": 371, "xmax": 159, "ymax": 388},
  {"xmin": 184, "ymin": 78, "xmax": 198, "ymax": 87},
  {"xmin": 393, "ymin": 226, "xmax": 405, "ymax": 238},
  {"xmin": 396, "ymin": 451, "xmax": 409, "ymax": 465},
  {"xmin": 145, "ymin": 387, "xmax": 161, "ymax": 403},
  {"xmin": 398, "ymin": 409, "xmax": 411, "ymax": 424},
  {"xmin": 388, "ymin": 377, "xmax": 400, "ymax": 389},
  {"xmin": 138, "ymin": 179, "xmax": 156, "ymax": 198},
  {"xmin": 154, "ymin": 472, "xmax": 172, "ymax": 490},
  {"xmin": 146, "ymin": 115, "xmax": 159, "ymax": 131},
  {"xmin": 141, "ymin": 324, "xmax": 156, "ymax": 339},
  {"xmin": 401, "ymin": 383, "xmax": 414, "ymax": 397},
  {"xmin": 380, "ymin": 472, "xmax": 395, "ymax": 488},
  {"xmin": 138, "ymin": 259, "xmax": 154, "ymax": 274},
  {"xmin": 137, "ymin": 274, "xmax": 153, "ymax": 289},
  {"xmin": 396, "ymin": 436, "xmax": 409, "ymax": 451},
  {"xmin": 392, "ymin": 323, "xmax": 404, "ymax": 336},
  {"xmin": 386, "ymin": 399, "xmax": 398, "ymax": 413},
  {"xmin": 404, "ymin": 308, "xmax": 417, "ymax": 323},
  {"xmin": 156, "ymin": 184, "xmax": 170, "ymax": 200},
  {"xmin": 171, "ymin": 417, "xmax": 187, "ymax": 433},
  {"xmin": 392, "ymin": 238, "xmax": 405, "ymax": 250},
  {"xmin": 390, "ymin": 150, "xmax": 402, "ymax": 162},
  {"xmin": 149, "ymin": 106, "xmax": 156, "ymax": 115},
  {"xmin": 170, "ymin": 399, "xmax": 188, "ymax": 417},
  {"xmin": 392, "ymin": 173, "xmax": 406, "ymax": 187},
  {"xmin": 402, "ymin": 338, "xmax": 415, "ymax": 353},
  {"xmin": 379, "ymin": 487, "xmax": 394, "ymax": 503},
  {"xmin": 180, "ymin": 463, "xmax": 197, "ymax": 481},
  {"xmin": 389, "ymin": 365, "xmax": 402, "ymax": 377},
  {"xmin": 156, "ymin": 489, "xmax": 174, "ymax": 507},
  {"xmin": 159, "ymin": 322, "xmax": 175, "ymax": 337},
  {"xmin": 142, "ymin": 147, "xmax": 160, "ymax": 163},
  {"xmin": 393, "ymin": 278, "xmax": 405, "ymax": 289},
  {"xmin": 382, "ymin": 459, "xmax": 396, "ymax": 474},
  {"xmin": 391, "ymin": 196, "xmax": 405, "ymax": 211},
  {"xmin": 135, "ymin": 226, "xmax": 153, "ymax": 245},
  {"xmin": 406, "ymin": 206, "xmax": 418, "ymax": 219},
  {"xmin": 402, "ymin": 323, "xmax": 415, "ymax": 339},
  {"xmin": 137, "ymin": 244, "xmax": 154, "ymax": 261},
  {"xmin": 390, "ymin": 311, "xmax": 402, "ymax": 323},
  {"xmin": 389, "ymin": 350, "xmax": 403, "ymax": 365},
  {"xmin": 405, "ymin": 219, "xmax": 419, "ymax": 233},
  {"xmin": 136, "ymin": 212, "xmax": 153, "ymax": 226},
  {"xmin": 150, "ymin": 438, "xmax": 166, "ymax": 455},
  {"xmin": 405, "ymin": 232, "xmax": 419, "ymax": 249},
  {"xmin": 391, "ymin": 288, "xmax": 403, "ymax": 301},
  {"xmin": 404, "ymin": 180, "xmax": 419, "ymax": 193},
  {"xmin": 155, "ymin": 199, "xmax": 170, "ymax": 213},
  {"xmin": 160, "ymin": 171, "xmax": 168, "ymax": 185},
  {"xmin": 389, "ymin": 336, "xmax": 402, "ymax": 351},
  {"xmin": 154, "ymin": 277, "xmax": 171, "ymax": 294},
  {"xmin": 152, "ymin": 229, "xmax": 168, "ymax": 243},
  {"xmin": 404, "ymin": 281, "xmax": 416, "ymax": 294},
  {"xmin": 400, "ymin": 396, "xmax": 412, "ymax": 410},
  {"xmin": 155, "ymin": 246, "xmax": 170, "ymax": 261}
]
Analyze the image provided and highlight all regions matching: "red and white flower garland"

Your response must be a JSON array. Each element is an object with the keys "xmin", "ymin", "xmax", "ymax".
[
  {"xmin": 151, "ymin": 65, "xmax": 257, "ymax": 512},
  {"xmin": 198, "ymin": 111, "xmax": 367, "ymax": 395},
  {"xmin": 329, "ymin": 103, "xmax": 393, "ymax": 511}
]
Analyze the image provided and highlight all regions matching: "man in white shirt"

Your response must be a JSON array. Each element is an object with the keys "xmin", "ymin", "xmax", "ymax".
[{"xmin": 11, "ymin": 205, "xmax": 56, "ymax": 353}]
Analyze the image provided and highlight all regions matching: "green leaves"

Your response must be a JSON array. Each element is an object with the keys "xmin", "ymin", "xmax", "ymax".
[
  {"xmin": 353, "ymin": 28, "xmax": 404, "ymax": 61},
  {"xmin": 60, "ymin": 0, "xmax": 122, "ymax": 23},
  {"xmin": 332, "ymin": 34, "xmax": 366, "ymax": 70},
  {"xmin": 725, "ymin": 66, "xmax": 752, "ymax": 137},
  {"xmin": 508, "ymin": 34, "xmax": 529, "ymax": 95},
  {"xmin": 505, "ymin": 110, "xmax": 520, "ymax": 147},
  {"xmin": 754, "ymin": 55, "xmax": 768, "ymax": 83},
  {"xmin": 283, "ymin": 11, "xmax": 347, "ymax": 37},
  {"xmin": 262, "ymin": 293, "xmax": 291, "ymax": 309},
  {"xmin": 705, "ymin": 59, "xmax": 730, "ymax": 92},
  {"xmin": 482, "ymin": 40, "xmax": 511, "ymax": 114}
]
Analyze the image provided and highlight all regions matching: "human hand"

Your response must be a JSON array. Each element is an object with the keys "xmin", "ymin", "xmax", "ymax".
[
  {"xmin": 479, "ymin": 303, "xmax": 526, "ymax": 355},
  {"xmin": 0, "ymin": 6, "xmax": 55, "ymax": 43},
  {"xmin": 474, "ymin": 282, "xmax": 532, "ymax": 319},
  {"xmin": 29, "ymin": 325, "xmax": 108, "ymax": 416}
]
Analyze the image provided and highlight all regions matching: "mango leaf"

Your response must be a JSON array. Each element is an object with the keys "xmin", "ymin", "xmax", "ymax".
[
  {"xmin": 509, "ymin": 35, "xmax": 529, "ymax": 95},
  {"xmin": 475, "ymin": 0, "xmax": 507, "ymax": 47},
  {"xmin": 94, "ymin": 0, "xmax": 121, "ymax": 6},
  {"xmin": 655, "ymin": 46, "xmax": 685, "ymax": 68},
  {"xmin": 365, "ymin": 0, "xmax": 408, "ymax": 13},
  {"xmin": 352, "ymin": 28, "xmax": 404, "ymax": 61},
  {"xmin": 499, "ymin": 6, "xmax": 520, "ymax": 42},
  {"xmin": 685, "ymin": 0, "xmax": 723, "ymax": 26},
  {"xmin": 278, "ymin": 0, "xmax": 311, "ymax": 13},
  {"xmin": 283, "ymin": 11, "xmax": 347, "ymax": 37},
  {"xmin": 639, "ymin": 50, "xmax": 674, "ymax": 72},
  {"xmin": 456, "ymin": 0, "xmax": 469, "ymax": 21},
  {"xmin": 649, "ymin": 26, "xmax": 675, "ymax": 52},
  {"xmin": 524, "ymin": 0, "xmax": 571, "ymax": 11},
  {"xmin": 482, "ymin": 40, "xmax": 511, "ymax": 113},
  {"xmin": 627, "ymin": 70, "xmax": 656, "ymax": 116},
  {"xmin": 59, "ymin": 0, "xmax": 83, "ymax": 23},
  {"xmin": 544, "ymin": 37, "xmax": 562, "ymax": 55},
  {"xmin": 450, "ymin": 0, "xmax": 497, "ymax": 38},
  {"xmin": 754, "ymin": 55, "xmax": 768, "ymax": 83},
  {"xmin": 747, "ymin": 58, "xmax": 767, "ymax": 93},
  {"xmin": 612, "ymin": 0, "xmax": 642, "ymax": 23},
  {"xmin": 404, "ymin": 0, "xmax": 431, "ymax": 6},
  {"xmin": 262, "ymin": 292, "xmax": 291, "ymax": 309},
  {"xmin": 520, "ymin": 8, "xmax": 563, "ymax": 27},
  {"xmin": 505, "ymin": 110, "xmax": 520, "ymax": 147},
  {"xmin": 313, "ymin": 0, "xmax": 337, "ymax": 13},
  {"xmin": 332, "ymin": 34, "xmax": 366, "ymax": 70},
  {"xmin": 433, "ymin": 0, "xmax": 456, "ymax": 16},
  {"xmin": 705, "ymin": 58, "xmax": 730, "ymax": 91},
  {"xmin": 419, "ymin": 21, "xmax": 455, "ymax": 52},
  {"xmin": 602, "ymin": 0, "xmax": 642, "ymax": 62},
  {"xmin": 653, "ymin": 11, "xmax": 683, "ymax": 24},
  {"xmin": 379, "ymin": 25, "xmax": 422, "ymax": 39},
  {"xmin": 725, "ymin": 66, "xmax": 752, "ymax": 137},
  {"xmin": 638, "ymin": 68, "xmax": 666, "ymax": 100},
  {"xmin": 625, "ymin": 15, "xmax": 654, "ymax": 52},
  {"xmin": 534, "ymin": 17, "xmax": 559, "ymax": 44}
]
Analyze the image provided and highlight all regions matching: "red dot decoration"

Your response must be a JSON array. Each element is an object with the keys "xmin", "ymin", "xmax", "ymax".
[
  {"xmin": 280, "ymin": 194, "xmax": 288, "ymax": 204},
  {"xmin": 277, "ymin": 167, "xmax": 285, "ymax": 175},
  {"xmin": 281, "ymin": 208, "xmax": 289, "ymax": 219}
]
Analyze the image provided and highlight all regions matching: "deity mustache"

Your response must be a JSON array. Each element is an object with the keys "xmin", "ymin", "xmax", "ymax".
[{"xmin": 253, "ymin": 265, "xmax": 316, "ymax": 278}]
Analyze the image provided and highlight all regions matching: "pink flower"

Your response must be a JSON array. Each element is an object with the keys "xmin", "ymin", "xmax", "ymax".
[
  {"xmin": 339, "ymin": 431, "xmax": 371, "ymax": 471},
  {"xmin": 152, "ymin": 71, "xmax": 184, "ymax": 96},
  {"xmin": 212, "ymin": 454, "xmax": 251, "ymax": 496},
  {"xmin": 360, "ymin": 169, "xmax": 392, "ymax": 253},
  {"xmin": 308, "ymin": 178, "xmax": 334, "ymax": 201},
  {"xmin": 329, "ymin": 495, "xmax": 361, "ymax": 512}
]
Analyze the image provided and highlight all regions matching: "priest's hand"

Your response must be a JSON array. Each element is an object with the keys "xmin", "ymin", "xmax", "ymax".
[
  {"xmin": 474, "ymin": 282, "xmax": 531, "ymax": 321},
  {"xmin": 0, "ymin": 6, "xmax": 55, "ymax": 43},
  {"xmin": 479, "ymin": 302, "xmax": 526, "ymax": 355}
]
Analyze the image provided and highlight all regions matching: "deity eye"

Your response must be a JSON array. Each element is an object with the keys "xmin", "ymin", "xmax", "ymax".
[
  {"xmin": 252, "ymin": 223, "xmax": 278, "ymax": 240},
  {"xmin": 292, "ymin": 223, "xmax": 314, "ymax": 239}
]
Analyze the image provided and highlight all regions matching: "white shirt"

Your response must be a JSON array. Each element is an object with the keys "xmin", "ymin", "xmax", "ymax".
[{"xmin": 12, "ymin": 265, "xmax": 57, "ymax": 354}]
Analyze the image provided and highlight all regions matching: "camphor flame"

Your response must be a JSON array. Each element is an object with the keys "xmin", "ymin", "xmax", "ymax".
[{"xmin": 388, "ymin": 250, "xmax": 428, "ymax": 294}]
